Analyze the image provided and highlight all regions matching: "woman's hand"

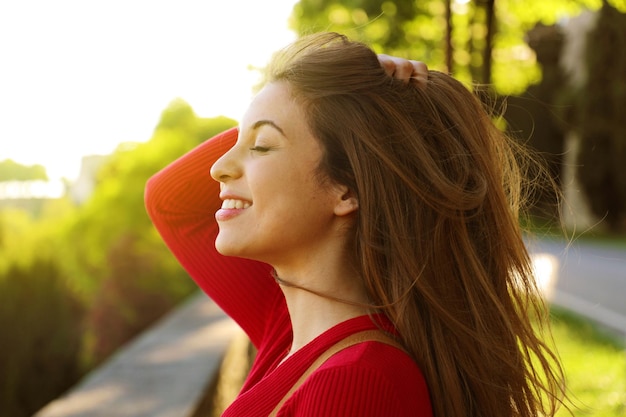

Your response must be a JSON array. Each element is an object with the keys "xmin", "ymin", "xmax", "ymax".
[{"xmin": 378, "ymin": 54, "xmax": 428, "ymax": 87}]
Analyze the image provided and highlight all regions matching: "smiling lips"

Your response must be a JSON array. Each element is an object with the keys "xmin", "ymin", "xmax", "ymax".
[
  {"xmin": 221, "ymin": 199, "xmax": 251, "ymax": 209},
  {"xmin": 216, "ymin": 199, "xmax": 252, "ymax": 221}
]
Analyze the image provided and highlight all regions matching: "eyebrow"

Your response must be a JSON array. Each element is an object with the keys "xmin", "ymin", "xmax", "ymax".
[{"xmin": 251, "ymin": 120, "xmax": 286, "ymax": 137}]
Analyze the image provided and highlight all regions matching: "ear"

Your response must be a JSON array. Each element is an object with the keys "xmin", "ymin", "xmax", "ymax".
[{"xmin": 333, "ymin": 185, "xmax": 359, "ymax": 217}]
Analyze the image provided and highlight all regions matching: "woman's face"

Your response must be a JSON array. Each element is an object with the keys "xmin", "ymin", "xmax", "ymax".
[{"xmin": 210, "ymin": 82, "xmax": 354, "ymax": 267}]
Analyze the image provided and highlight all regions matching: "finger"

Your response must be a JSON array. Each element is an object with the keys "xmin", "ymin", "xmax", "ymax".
[
  {"xmin": 392, "ymin": 59, "xmax": 416, "ymax": 82},
  {"xmin": 377, "ymin": 54, "xmax": 397, "ymax": 77},
  {"xmin": 378, "ymin": 54, "xmax": 429, "ymax": 87},
  {"xmin": 410, "ymin": 61, "xmax": 429, "ymax": 88}
]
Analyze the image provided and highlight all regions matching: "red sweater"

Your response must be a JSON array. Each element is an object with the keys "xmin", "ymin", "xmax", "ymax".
[{"xmin": 145, "ymin": 127, "xmax": 432, "ymax": 417}]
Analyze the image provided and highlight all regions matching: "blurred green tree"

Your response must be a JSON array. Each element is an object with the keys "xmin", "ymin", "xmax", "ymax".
[
  {"xmin": 0, "ymin": 159, "xmax": 48, "ymax": 181},
  {"xmin": 574, "ymin": 2, "xmax": 626, "ymax": 230},
  {"xmin": 291, "ymin": 0, "xmax": 447, "ymax": 68},
  {"xmin": 290, "ymin": 0, "xmax": 625, "ymax": 94},
  {"xmin": 0, "ymin": 258, "xmax": 84, "ymax": 417},
  {"xmin": 0, "ymin": 99, "xmax": 237, "ymax": 415},
  {"xmin": 62, "ymin": 99, "xmax": 236, "ymax": 364},
  {"xmin": 502, "ymin": 22, "xmax": 567, "ymax": 218}
]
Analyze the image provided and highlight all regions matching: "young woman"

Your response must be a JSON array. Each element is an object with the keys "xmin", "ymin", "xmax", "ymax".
[{"xmin": 145, "ymin": 32, "xmax": 566, "ymax": 417}]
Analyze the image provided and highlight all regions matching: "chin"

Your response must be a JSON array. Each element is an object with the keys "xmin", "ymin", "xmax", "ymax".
[
  {"xmin": 215, "ymin": 239, "xmax": 272, "ymax": 266},
  {"xmin": 215, "ymin": 236, "xmax": 250, "ymax": 258},
  {"xmin": 214, "ymin": 239, "xmax": 237, "ymax": 257}
]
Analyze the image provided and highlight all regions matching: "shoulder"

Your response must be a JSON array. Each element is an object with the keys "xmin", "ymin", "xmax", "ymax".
[{"xmin": 282, "ymin": 342, "xmax": 432, "ymax": 417}]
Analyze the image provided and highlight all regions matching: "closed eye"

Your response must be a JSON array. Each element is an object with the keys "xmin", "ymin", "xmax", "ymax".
[{"xmin": 249, "ymin": 146, "xmax": 271, "ymax": 153}]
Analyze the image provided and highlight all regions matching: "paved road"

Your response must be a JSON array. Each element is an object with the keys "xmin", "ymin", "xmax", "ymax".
[{"xmin": 526, "ymin": 237, "xmax": 626, "ymax": 337}]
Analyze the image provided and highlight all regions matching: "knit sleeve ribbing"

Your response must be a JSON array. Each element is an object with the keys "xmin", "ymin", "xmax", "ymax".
[
  {"xmin": 144, "ymin": 127, "xmax": 282, "ymax": 347},
  {"xmin": 284, "ymin": 366, "xmax": 406, "ymax": 417}
]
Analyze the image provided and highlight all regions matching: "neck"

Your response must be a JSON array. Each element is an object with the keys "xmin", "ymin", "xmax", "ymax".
[{"xmin": 275, "ymin": 266, "xmax": 369, "ymax": 357}]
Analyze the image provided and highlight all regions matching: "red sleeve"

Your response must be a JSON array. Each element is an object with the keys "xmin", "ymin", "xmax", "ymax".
[{"xmin": 144, "ymin": 127, "xmax": 284, "ymax": 347}]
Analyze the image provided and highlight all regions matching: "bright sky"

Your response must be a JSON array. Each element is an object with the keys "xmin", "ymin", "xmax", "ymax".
[{"xmin": 0, "ymin": 0, "xmax": 298, "ymax": 181}]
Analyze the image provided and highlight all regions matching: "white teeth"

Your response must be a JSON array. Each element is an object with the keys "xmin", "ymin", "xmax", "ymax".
[{"xmin": 221, "ymin": 199, "xmax": 251, "ymax": 209}]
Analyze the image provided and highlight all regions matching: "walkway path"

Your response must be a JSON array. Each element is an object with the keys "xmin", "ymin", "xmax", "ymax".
[{"xmin": 527, "ymin": 237, "xmax": 626, "ymax": 337}]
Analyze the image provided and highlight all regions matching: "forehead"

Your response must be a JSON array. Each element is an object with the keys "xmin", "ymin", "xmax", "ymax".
[{"xmin": 240, "ymin": 82, "xmax": 310, "ymax": 137}]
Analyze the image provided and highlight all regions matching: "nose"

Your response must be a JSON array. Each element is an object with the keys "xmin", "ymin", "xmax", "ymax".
[{"xmin": 210, "ymin": 145, "xmax": 241, "ymax": 182}]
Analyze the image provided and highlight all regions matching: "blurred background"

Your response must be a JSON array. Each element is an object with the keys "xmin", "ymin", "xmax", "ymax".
[{"xmin": 1, "ymin": 0, "xmax": 624, "ymax": 416}]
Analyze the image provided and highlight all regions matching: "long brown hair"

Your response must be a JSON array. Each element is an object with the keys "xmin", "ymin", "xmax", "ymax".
[{"xmin": 266, "ymin": 32, "xmax": 566, "ymax": 417}]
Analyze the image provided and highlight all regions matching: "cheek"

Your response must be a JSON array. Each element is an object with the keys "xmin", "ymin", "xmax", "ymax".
[
  {"xmin": 248, "ymin": 152, "xmax": 330, "ymax": 209},
  {"xmin": 251, "ymin": 158, "xmax": 311, "ymax": 194}
]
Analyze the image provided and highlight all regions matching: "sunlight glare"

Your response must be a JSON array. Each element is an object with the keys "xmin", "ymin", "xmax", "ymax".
[
  {"xmin": 531, "ymin": 253, "xmax": 559, "ymax": 300},
  {"xmin": 0, "ymin": 0, "xmax": 298, "ymax": 181}
]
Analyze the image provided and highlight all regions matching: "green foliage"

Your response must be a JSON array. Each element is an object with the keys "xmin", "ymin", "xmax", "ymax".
[
  {"xmin": 290, "ymin": 0, "xmax": 622, "ymax": 94},
  {"xmin": 0, "ymin": 159, "xmax": 48, "ymax": 181},
  {"xmin": 61, "ymin": 100, "xmax": 233, "ymax": 294},
  {"xmin": 62, "ymin": 99, "xmax": 236, "ymax": 364},
  {"xmin": 502, "ymin": 23, "xmax": 567, "ymax": 217},
  {"xmin": 291, "ymin": 0, "xmax": 448, "ymax": 69},
  {"xmin": 0, "ymin": 99, "xmax": 237, "ymax": 415},
  {"xmin": 0, "ymin": 258, "xmax": 84, "ymax": 417},
  {"xmin": 83, "ymin": 233, "xmax": 186, "ymax": 363},
  {"xmin": 0, "ymin": 205, "xmax": 74, "ymax": 273}
]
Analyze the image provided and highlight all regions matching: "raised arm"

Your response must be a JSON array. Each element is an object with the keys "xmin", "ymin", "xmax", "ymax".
[{"xmin": 145, "ymin": 127, "xmax": 282, "ymax": 347}]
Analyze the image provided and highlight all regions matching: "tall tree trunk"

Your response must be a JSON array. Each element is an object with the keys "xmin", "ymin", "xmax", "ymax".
[
  {"xmin": 445, "ymin": 0, "xmax": 453, "ymax": 73},
  {"xmin": 483, "ymin": 0, "xmax": 496, "ymax": 84}
]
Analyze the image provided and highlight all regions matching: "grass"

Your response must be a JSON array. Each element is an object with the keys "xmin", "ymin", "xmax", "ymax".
[
  {"xmin": 551, "ymin": 307, "xmax": 626, "ymax": 416},
  {"xmin": 523, "ymin": 219, "xmax": 626, "ymax": 415},
  {"xmin": 527, "ymin": 220, "xmax": 625, "ymax": 415}
]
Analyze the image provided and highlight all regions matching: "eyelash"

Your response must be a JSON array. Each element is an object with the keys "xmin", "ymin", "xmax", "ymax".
[{"xmin": 249, "ymin": 146, "xmax": 271, "ymax": 153}]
